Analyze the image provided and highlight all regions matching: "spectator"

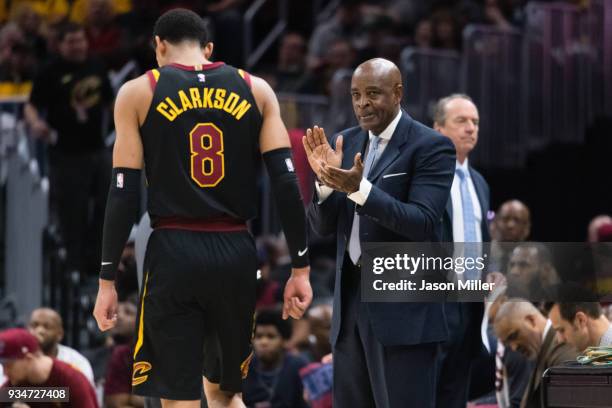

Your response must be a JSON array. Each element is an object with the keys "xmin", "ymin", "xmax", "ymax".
[
  {"xmin": 493, "ymin": 300, "xmax": 577, "ymax": 408},
  {"xmin": 82, "ymin": 0, "xmax": 129, "ymax": 70},
  {"xmin": 431, "ymin": 8, "xmax": 460, "ymax": 50},
  {"xmin": 305, "ymin": 304, "xmax": 332, "ymax": 362},
  {"xmin": 206, "ymin": 0, "xmax": 244, "ymax": 66},
  {"xmin": 307, "ymin": 0, "xmax": 362, "ymax": 71},
  {"xmin": 413, "ymin": 18, "xmax": 433, "ymax": 49},
  {"xmin": 243, "ymin": 308, "xmax": 308, "ymax": 408},
  {"xmin": 28, "ymin": 307, "xmax": 95, "ymax": 385},
  {"xmin": 320, "ymin": 38, "xmax": 356, "ymax": 95},
  {"xmin": 0, "ymin": 23, "xmax": 35, "ymax": 99},
  {"xmin": 489, "ymin": 199, "xmax": 531, "ymax": 275},
  {"xmin": 104, "ymin": 344, "xmax": 144, "ymax": 408},
  {"xmin": 507, "ymin": 243, "xmax": 560, "ymax": 300},
  {"xmin": 0, "ymin": 328, "xmax": 98, "ymax": 407},
  {"xmin": 587, "ymin": 214, "xmax": 612, "ymax": 243},
  {"xmin": 11, "ymin": 2, "xmax": 47, "ymax": 62},
  {"xmin": 24, "ymin": 21, "xmax": 114, "ymax": 278},
  {"xmin": 550, "ymin": 301, "xmax": 612, "ymax": 351},
  {"xmin": 494, "ymin": 200, "xmax": 531, "ymax": 242},
  {"xmin": 271, "ymin": 32, "xmax": 314, "ymax": 94}
]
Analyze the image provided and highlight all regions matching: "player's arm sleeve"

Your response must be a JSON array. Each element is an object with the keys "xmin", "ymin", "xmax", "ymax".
[
  {"xmin": 263, "ymin": 148, "xmax": 309, "ymax": 268},
  {"xmin": 99, "ymin": 168, "xmax": 141, "ymax": 281}
]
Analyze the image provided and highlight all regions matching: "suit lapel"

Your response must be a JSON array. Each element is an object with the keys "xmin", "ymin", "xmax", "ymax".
[
  {"xmin": 367, "ymin": 112, "xmax": 412, "ymax": 182},
  {"xmin": 533, "ymin": 327, "xmax": 556, "ymax": 390},
  {"xmin": 469, "ymin": 167, "xmax": 487, "ymax": 221}
]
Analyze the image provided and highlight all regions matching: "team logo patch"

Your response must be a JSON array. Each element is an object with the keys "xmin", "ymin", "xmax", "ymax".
[
  {"xmin": 285, "ymin": 158, "xmax": 295, "ymax": 172},
  {"xmin": 132, "ymin": 361, "xmax": 152, "ymax": 386},
  {"xmin": 116, "ymin": 173, "xmax": 124, "ymax": 188}
]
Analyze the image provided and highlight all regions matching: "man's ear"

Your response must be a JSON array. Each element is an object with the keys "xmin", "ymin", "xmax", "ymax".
[
  {"xmin": 203, "ymin": 42, "xmax": 214, "ymax": 59},
  {"xmin": 574, "ymin": 311, "xmax": 588, "ymax": 329},
  {"xmin": 394, "ymin": 83, "xmax": 403, "ymax": 105}
]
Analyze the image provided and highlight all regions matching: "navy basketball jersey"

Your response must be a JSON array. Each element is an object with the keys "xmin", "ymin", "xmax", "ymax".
[{"xmin": 140, "ymin": 62, "xmax": 263, "ymax": 223}]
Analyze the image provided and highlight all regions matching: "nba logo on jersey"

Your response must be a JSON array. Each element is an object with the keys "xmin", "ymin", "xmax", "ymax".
[
  {"xmin": 117, "ymin": 173, "xmax": 124, "ymax": 188},
  {"xmin": 198, "ymin": 73, "xmax": 206, "ymax": 83},
  {"xmin": 285, "ymin": 158, "xmax": 294, "ymax": 172}
]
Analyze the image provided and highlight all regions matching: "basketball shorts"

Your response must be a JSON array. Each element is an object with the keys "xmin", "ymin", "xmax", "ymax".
[{"xmin": 131, "ymin": 228, "xmax": 258, "ymax": 400}]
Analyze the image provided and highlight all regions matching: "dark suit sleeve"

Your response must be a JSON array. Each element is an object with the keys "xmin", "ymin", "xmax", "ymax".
[
  {"xmin": 358, "ymin": 136, "xmax": 455, "ymax": 241},
  {"xmin": 306, "ymin": 134, "xmax": 344, "ymax": 237}
]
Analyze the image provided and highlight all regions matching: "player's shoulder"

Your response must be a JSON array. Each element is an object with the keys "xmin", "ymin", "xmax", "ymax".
[{"xmin": 117, "ymin": 74, "xmax": 150, "ymax": 97}]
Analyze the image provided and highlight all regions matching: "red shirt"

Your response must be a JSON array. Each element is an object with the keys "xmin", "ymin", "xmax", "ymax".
[
  {"xmin": 103, "ymin": 344, "xmax": 132, "ymax": 396},
  {"xmin": 1, "ymin": 359, "xmax": 98, "ymax": 408}
]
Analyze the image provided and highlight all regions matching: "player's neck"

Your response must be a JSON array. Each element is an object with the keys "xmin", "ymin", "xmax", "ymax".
[{"xmin": 164, "ymin": 48, "xmax": 210, "ymax": 68}]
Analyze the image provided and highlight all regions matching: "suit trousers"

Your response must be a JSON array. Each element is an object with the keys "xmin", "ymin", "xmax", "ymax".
[{"xmin": 333, "ymin": 255, "xmax": 439, "ymax": 408}]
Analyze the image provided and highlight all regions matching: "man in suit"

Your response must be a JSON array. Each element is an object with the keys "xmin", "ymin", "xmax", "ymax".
[
  {"xmin": 494, "ymin": 300, "xmax": 577, "ymax": 408},
  {"xmin": 303, "ymin": 58, "xmax": 456, "ymax": 407},
  {"xmin": 433, "ymin": 94, "xmax": 491, "ymax": 407}
]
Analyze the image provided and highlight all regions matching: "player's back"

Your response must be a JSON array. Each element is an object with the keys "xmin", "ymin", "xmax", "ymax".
[{"xmin": 140, "ymin": 62, "xmax": 263, "ymax": 225}]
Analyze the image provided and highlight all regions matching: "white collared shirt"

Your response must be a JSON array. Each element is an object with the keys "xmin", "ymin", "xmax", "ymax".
[
  {"xmin": 543, "ymin": 319, "xmax": 552, "ymax": 342},
  {"xmin": 450, "ymin": 159, "xmax": 482, "ymax": 243},
  {"xmin": 316, "ymin": 109, "xmax": 403, "ymax": 204}
]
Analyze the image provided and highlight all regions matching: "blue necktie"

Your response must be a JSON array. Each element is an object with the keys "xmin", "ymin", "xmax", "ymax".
[
  {"xmin": 348, "ymin": 136, "xmax": 380, "ymax": 264},
  {"xmin": 456, "ymin": 167, "xmax": 479, "ymax": 280}
]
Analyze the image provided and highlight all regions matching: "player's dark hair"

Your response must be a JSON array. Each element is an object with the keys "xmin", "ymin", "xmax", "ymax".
[
  {"xmin": 57, "ymin": 22, "xmax": 84, "ymax": 43},
  {"xmin": 153, "ymin": 8, "xmax": 208, "ymax": 47},
  {"xmin": 255, "ymin": 308, "xmax": 292, "ymax": 340}
]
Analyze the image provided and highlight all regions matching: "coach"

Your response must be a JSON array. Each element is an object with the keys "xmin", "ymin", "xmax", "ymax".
[{"xmin": 304, "ymin": 58, "xmax": 456, "ymax": 407}]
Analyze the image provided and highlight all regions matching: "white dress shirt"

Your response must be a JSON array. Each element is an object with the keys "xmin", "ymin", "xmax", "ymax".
[
  {"xmin": 316, "ymin": 110, "xmax": 403, "ymax": 204},
  {"xmin": 450, "ymin": 159, "xmax": 482, "ymax": 243}
]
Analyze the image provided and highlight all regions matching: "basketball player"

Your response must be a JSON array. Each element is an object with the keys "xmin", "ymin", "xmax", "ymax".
[{"xmin": 93, "ymin": 9, "xmax": 312, "ymax": 408}]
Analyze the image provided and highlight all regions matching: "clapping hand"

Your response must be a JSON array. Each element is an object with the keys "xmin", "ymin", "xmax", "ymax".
[{"xmin": 302, "ymin": 126, "xmax": 343, "ymax": 179}]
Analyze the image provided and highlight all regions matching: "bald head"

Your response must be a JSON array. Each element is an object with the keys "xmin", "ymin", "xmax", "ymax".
[
  {"xmin": 28, "ymin": 308, "xmax": 64, "ymax": 355},
  {"xmin": 351, "ymin": 58, "xmax": 403, "ymax": 135},
  {"xmin": 494, "ymin": 299, "xmax": 547, "ymax": 359},
  {"xmin": 494, "ymin": 299, "xmax": 540, "ymax": 326},
  {"xmin": 354, "ymin": 58, "xmax": 402, "ymax": 85},
  {"xmin": 496, "ymin": 199, "xmax": 531, "ymax": 242}
]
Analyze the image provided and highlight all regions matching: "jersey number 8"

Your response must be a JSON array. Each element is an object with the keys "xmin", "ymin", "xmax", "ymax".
[{"xmin": 189, "ymin": 123, "xmax": 225, "ymax": 187}]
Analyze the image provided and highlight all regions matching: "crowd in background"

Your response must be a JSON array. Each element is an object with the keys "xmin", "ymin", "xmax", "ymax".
[{"xmin": 0, "ymin": 0, "xmax": 609, "ymax": 407}]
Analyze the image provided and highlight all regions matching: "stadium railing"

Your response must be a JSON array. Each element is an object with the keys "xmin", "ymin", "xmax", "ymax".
[
  {"xmin": 523, "ymin": 1, "xmax": 605, "ymax": 147},
  {"xmin": 461, "ymin": 24, "xmax": 525, "ymax": 169},
  {"xmin": 0, "ymin": 101, "xmax": 46, "ymax": 324},
  {"xmin": 399, "ymin": 47, "xmax": 461, "ymax": 125}
]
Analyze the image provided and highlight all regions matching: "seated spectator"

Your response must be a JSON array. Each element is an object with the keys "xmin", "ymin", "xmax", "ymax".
[
  {"xmin": 494, "ymin": 300, "xmax": 577, "ymax": 408},
  {"xmin": 550, "ymin": 301, "xmax": 612, "ymax": 351},
  {"xmin": 0, "ymin": 328, "xmax": 98, "ymax": 407},
  {"xmin": 0, "ymin": 0, "xmax": 70, "ymax": 25},
  {"xmin": 28, "ymin": 307, "xmax": 94, "ymax": 385},
  {"xmin": 243, "ymin": 308, "xmax": 308, "ymax": 408},
  {"xmin": 104, "ymin": 344, "xmax": 143, "ymax": 408},
  {"xmin": 11, "ymin": 2, "xmax": 47, "ymax": 61},
  {"xmin": 506, "ymin": 243, "xmax": 560, "ymax": 300}
]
